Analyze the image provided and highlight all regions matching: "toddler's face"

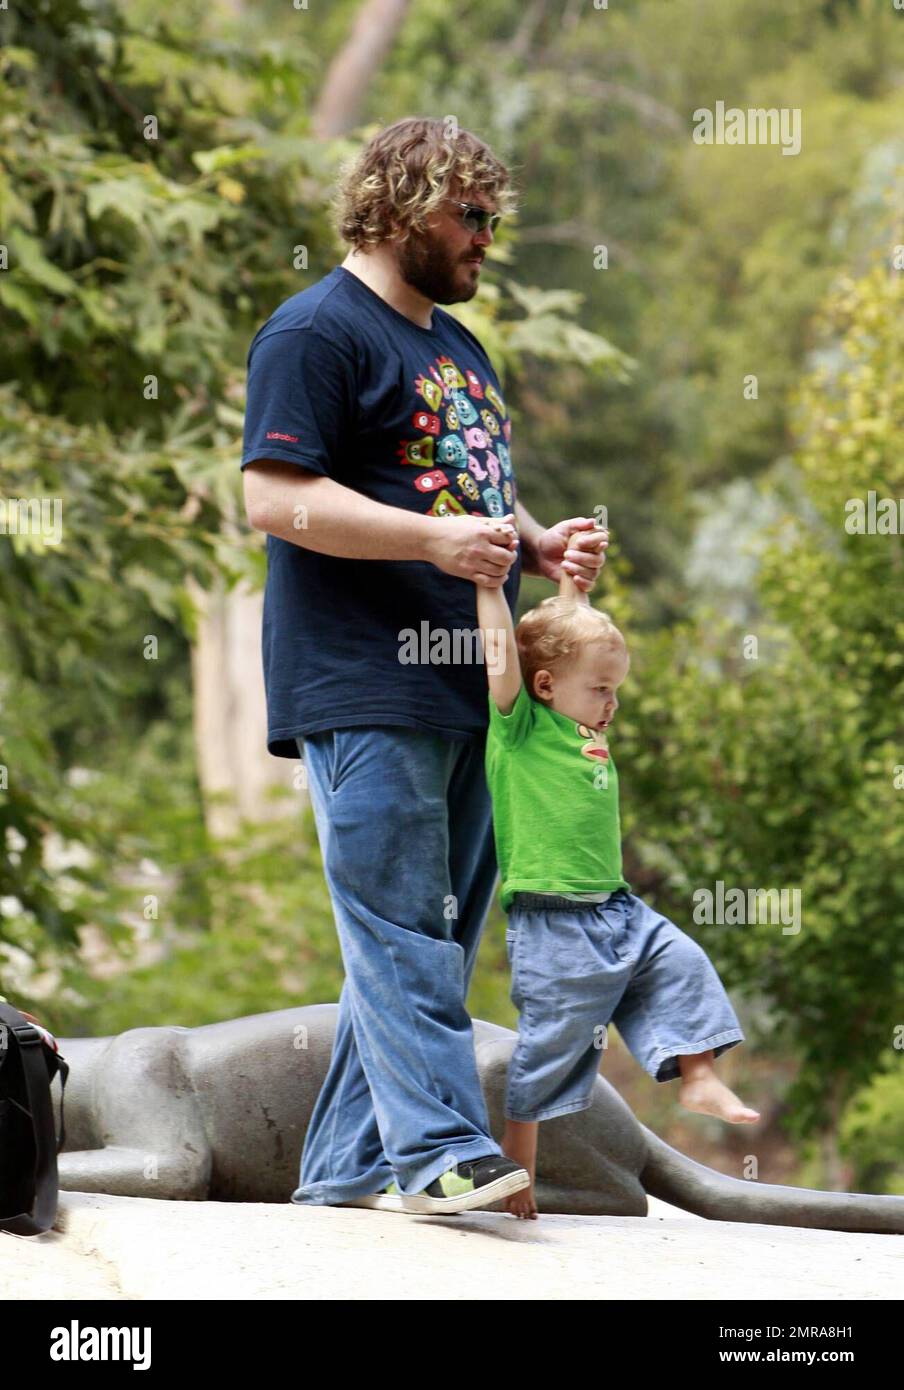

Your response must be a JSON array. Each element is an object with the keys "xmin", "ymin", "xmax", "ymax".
[{"xmin": 533, "ymin": 638, "xmax": 629, "ymax": 732}]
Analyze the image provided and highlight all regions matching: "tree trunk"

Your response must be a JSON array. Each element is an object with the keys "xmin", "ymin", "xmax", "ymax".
[
  {"xmin": 312, "ymin": 0, "xmax": 412, "ymax": 138},
  {"xmin": 188, "ymin": 563, "xmax": 299, "ymax": 840}
]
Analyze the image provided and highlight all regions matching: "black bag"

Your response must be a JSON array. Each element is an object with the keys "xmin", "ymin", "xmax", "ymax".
[{"xmin": 0, "ymin": 998, "xmax": 69, "ymax": 1236}]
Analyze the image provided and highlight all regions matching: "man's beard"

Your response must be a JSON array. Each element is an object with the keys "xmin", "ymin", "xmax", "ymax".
[{"xmin": 394, "ymin": 229, "xmax": 477, "ymax": 306}]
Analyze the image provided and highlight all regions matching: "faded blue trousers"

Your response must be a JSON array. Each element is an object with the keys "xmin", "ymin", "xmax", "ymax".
[
  {"xmin": 504, "ymin": 889, "xmax": 745, "ymax": 1122},
  {"xmin": 290, "ymin": 726, "xmax": 504, "ymax": 1205}
]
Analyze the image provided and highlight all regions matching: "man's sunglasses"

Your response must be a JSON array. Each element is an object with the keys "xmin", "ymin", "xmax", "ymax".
[{"xmin": 444, "ymin": 199, "xmax": 501, "ymax": 234}]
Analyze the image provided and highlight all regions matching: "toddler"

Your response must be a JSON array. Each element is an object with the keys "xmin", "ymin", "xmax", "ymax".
[{"xmin": 475, "ymin": 519, "xmax": 759, "ymax": 1219}]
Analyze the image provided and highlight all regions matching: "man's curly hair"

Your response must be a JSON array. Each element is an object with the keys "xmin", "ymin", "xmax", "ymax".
[{"xmin": 332, "ymin": 116, "xmax": 521, "ymax": 251}]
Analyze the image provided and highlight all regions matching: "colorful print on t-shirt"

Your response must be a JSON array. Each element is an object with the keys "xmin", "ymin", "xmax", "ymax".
[{"xmin": 405, "ymin": 356, "xmax": 515, "ymax": 519}]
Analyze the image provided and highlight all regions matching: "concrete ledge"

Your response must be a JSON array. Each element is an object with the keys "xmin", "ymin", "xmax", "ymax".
[{"xmin": 0, "ymin": 1192, "xmax": 898, "ymax": 1300}]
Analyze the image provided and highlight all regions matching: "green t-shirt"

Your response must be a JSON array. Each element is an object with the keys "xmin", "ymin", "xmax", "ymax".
[{"xmin": 485, "ymin": 683, "xmax": 632, "ymax": 913}]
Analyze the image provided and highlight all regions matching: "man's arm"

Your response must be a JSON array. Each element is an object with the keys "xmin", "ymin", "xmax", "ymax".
[
  {"xmin": 514, "ymin": 499, "xmax": 546, "ymax": 577},
  {"xmin": 242, "ymin": 459, "xmax": 519, "ymax": 581},
  {"xmin": 243, "ymin": 459, "xmax": 435, "ymax": 560}
]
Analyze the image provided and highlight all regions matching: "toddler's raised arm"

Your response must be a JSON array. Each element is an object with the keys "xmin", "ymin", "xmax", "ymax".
[{"xmin": 474, "ymin": 521, "xmax": 523, "ymax": 716}]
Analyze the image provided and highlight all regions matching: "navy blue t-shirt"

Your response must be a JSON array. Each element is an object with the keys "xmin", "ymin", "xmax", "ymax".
[{"xmin": 240, "ymin": 265, "xmax": 521, "ymax": 758}]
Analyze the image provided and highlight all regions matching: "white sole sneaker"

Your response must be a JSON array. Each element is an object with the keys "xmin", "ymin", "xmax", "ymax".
[
  {"xmin": 399, "ymin": 1165, "xmax": 531, "ymax": 1216},
  {"xmin": 336, "ymin": 1165, "xmax": 532, "ymax": 1216},
  {"xmin": 337, "ymin": 1191, "xmax": 407, "ymax": 1212}
]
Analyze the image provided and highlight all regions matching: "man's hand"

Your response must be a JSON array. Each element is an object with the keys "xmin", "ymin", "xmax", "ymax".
[
  {"xmin": 536, "ymin": 517, "xmax": 608, "ymax": 593},
  {"xmin": 426, "ymin": 512, "xmax": 519, "ymax": 587}
]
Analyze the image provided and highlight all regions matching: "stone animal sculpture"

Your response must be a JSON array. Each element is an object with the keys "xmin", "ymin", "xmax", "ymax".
[{"xmin": 53, "ymin": 1005, "xmax": 904, "ymax": 1233}]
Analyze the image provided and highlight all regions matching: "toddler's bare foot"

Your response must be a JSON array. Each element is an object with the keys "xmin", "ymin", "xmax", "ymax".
[
  {"xmin": 505, "ymin": 1184, "xmax": 538, "ymax": 1219},
  {"xmin": 501, "ymin": 1117, "xmax": 539, "ymax": 1217},
  {"xmin": 679, "ymin": 1074, "xmax": 760, "ymax": 1123}
]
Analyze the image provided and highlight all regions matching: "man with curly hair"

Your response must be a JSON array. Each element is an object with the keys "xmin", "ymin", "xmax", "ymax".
[{"xmin": 241, "ymin": 116, "xmax": 606, "ymax": 1215}]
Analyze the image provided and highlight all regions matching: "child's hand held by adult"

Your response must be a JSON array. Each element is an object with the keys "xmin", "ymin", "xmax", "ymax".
[
  {"xmin": 539, "ymin": 516, "xmax": 609, "ymax": 596},
  {"xmin": 559, "ymin": 525, "xmax": 607, "ymax": 603},
  {"xmin": 426, "ymin": 511, "xmax": 519, "ymax": 587}
]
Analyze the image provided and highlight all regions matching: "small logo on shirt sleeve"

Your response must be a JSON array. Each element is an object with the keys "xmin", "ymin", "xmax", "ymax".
[{"xmin": 266, "ymin": 430, "xmax": 300, "ymax": 442}]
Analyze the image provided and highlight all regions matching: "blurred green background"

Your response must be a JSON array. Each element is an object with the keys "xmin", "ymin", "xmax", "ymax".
[{"xmin": 1, "ymin": 0, "xmax": 902, "ymax": 1193}]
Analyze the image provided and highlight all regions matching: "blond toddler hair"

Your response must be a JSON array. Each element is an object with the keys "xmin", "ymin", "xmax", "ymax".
[{"xmin": 515, "ymin": 597, "xmax": 626, "ymax": 698}]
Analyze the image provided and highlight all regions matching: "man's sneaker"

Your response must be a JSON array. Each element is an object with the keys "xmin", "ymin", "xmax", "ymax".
[
  {"xmin": 399, "ymin": 1155, "xmax": 530, "ymax": 1215},
  {"xmin": 338, "ymin": 1156, "xmax": 530, "ymax": 1215},
  {"xmin": 338, "ymin": 1180, "xmax": 406, "ymax": 1212}
]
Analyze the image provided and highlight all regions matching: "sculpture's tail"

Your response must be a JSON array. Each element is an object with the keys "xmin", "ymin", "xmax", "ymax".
[{"xmin": 639, "ymin": 1126, "xmax": 904, "ymax": 1235}]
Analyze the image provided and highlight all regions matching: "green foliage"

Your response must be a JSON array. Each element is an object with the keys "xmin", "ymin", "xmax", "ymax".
[
  {"xmin": 840, "ymin": 1068, "xmax": 904, "ymax": 1196},
  {"xmin": 616, "ymin": 261, "xmax": 903, "ymax": 1139},
  {"xmin": 0, "ymin": 0, "xmax": 330, "ymax": 986}
]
